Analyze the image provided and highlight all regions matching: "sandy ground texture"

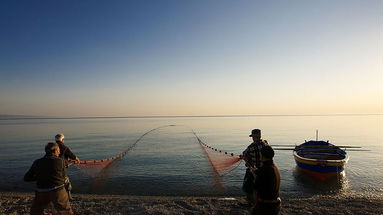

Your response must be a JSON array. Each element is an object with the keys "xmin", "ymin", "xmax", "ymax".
[{"xmin": 1, "ymin": 192, "xmax": 382, "ymax": 215}]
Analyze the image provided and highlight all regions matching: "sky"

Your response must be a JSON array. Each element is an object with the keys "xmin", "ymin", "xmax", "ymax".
[{"xmin": 0, "ymin": 0, "xmax": 382, "ymax": 117}]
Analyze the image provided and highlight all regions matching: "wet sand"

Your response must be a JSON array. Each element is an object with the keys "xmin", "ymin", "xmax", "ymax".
[{"xmin": 1, "ymin": 192, "xmax": 382, "ymax": 215}]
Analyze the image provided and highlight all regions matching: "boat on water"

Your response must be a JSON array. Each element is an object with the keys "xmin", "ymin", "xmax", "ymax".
[{"xmin": 293, "ymin": 140, "xmax": 349, "ymax": 178}]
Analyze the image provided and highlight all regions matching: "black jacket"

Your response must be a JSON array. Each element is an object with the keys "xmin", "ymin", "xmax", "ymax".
[
  {"xmin": 56, "ymin": 141, "xmax": 77, "ymax": 160},
  {"xmin": 24, "ymin": 154, "xmax": 66, "ymax": 189},
  {"xmin": 254, "ymin": 160, "xmax": 281, "ymax": 200}
]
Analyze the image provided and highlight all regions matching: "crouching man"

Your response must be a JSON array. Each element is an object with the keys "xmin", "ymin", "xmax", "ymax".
[{"xmin": 24, "ymin": 142, "xmax": 73, "ymax": 215}]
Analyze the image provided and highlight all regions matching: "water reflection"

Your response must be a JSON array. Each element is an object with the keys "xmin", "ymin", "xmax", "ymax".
[
  {"xmin": 1, "ymin": 116, "xmax": 383, "ymax": 196},
  {"xmin": 292, "ymin": 167, "xmax": 349, "ymax": 197}
]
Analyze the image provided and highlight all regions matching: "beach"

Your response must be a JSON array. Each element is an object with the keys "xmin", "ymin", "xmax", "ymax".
[{"xmin": 1, "ymin": 192, "xmax": 382, "ymax": 215}]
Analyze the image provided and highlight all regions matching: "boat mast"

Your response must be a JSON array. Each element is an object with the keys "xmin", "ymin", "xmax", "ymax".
[{"xmin": 316, "ymin": 129, "xmax": 318, "ymax": 141}]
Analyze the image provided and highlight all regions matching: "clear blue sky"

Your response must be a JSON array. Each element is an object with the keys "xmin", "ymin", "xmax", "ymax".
[{"xmin": 1, "ymin": 0, "xmax": 382, "ymax": 117}]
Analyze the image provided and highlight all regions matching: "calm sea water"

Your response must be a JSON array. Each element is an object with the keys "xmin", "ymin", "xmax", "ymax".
[{"xmin": 0, "ymin": 115, "xmax": 382, "ymax": 197}]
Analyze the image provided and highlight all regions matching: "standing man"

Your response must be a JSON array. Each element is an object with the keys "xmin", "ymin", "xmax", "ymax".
[
  {"xmin": 251, "ymin": 145, "xmax": 281, "ymax": 215},
  {"xmin": 55, "ymin": 134, "xmax": 80, "ymax": 165},
  {"xmin": 242, "ymin": 129, "xmax": 268, "ymax": 205},
  {"xmin": 55, "ymin": 133, "xmax": 80, "ymax": 200},
  {"xmin": 24, "ymin": 142, "xmax": 73, "ymax": 215}
]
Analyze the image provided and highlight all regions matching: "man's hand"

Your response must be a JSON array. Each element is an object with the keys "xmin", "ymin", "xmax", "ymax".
[
  {"xmin": 249, "ymin": 165, "xmax": 257, "ymax": 172},
  {"xmin": 74, "ymin": 157, "xmax": 80, "ymax": 164},
  {"xmin": 249, "ymin": 165, "xmax": 257, "ymax": 178}
]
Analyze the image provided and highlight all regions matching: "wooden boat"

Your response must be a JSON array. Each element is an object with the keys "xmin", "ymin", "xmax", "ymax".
[{"xmin": 293, "ymin": 140, "xmax": 349, "ymax": 178}]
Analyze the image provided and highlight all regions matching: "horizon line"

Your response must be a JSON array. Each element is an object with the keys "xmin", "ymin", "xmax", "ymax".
[{"xmin": 1, "ymin": 113, "xmax": 383, "ymax": 120}]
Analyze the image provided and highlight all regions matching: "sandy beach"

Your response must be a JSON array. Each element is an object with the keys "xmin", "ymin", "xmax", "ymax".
[{"xmin": 1, "ymin": 192, "xmax": 382, "ymax": 215}]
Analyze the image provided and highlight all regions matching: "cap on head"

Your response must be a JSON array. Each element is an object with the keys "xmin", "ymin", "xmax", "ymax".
[
  {"xmin": 55, "ymin": 133, "xmax": 65, "ymax": 142},
  {"xmin": 261, "ymin": 145, "xmax": 274, "ymax": 159},
  {"xmin": 249, "ymin": 129, "xmax": 261, "ymax": 137}
]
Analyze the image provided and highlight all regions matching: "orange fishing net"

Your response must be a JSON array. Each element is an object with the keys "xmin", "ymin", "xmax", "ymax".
[
  {"xmin": 193, "ymin": 132, "xmax": 241, "ymax": 176},
  {"xmin": 75, "ymin": 155, "xmax": 122, "ymax": 177},
  {"xmin": 191, "ymin": 131, "xmax": 241, "ymax": 191},
  {"xmin": 73, "ymin": 126, "xmax": 174, "ymax": 177},
  {"xmin": 74, "ymin": 126, "xmax": 242, "ymax": 184}
]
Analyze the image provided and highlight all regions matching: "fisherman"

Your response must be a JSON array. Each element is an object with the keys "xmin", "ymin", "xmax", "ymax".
[
  {"xmin": 241, "ymin": 129, "xmax": 268, "ymax": 205},
  {"xmin": 250, "ymin": 145, "xmax": 281, "ymax": 215},
  {"xmin": 55, "ymin": 133, "xmax": 80, "ymax": 200},
  {"xmin": 24, "ymin": 142, "xmax": 73, "ymax": 215}
]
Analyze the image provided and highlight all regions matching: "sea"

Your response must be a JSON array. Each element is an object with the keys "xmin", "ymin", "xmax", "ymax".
[{"xmin": 0, "ymin": 115, "xmax": 382, "ymax": 197}]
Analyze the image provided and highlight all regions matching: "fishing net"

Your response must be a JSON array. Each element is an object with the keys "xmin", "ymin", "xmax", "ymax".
[
  {"xmin": 73, "ymin": 126, "xmax": 242, "ymax": 185},
  {"xmin": 200, "ymin": 146, "xmax": 241, "ymax": 176},
  {"xmin": 73, "ymin": 127, "xmax": 158, "ymax": 177},
  {"xmin": 193, "ymin": 132, "xmax": 241, "ymax": 176},
  {"xmin": 75, "ymin": 155, "xmax": 122, "ymax": 177},
  {"xmin": 73, "ymin": 127, "xmax": 170, "ymax": 192}
]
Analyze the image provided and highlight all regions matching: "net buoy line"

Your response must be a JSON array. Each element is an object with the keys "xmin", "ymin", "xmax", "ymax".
[
  {"xmin": 71, "ymin": 125, "xmax": 243, "ymax": 179},
  {"xmin": 71, "ymin": 125, "xmax": 174, "ymax": 168},
  {"xmin": 190, "ymin": 130, "xmax": 242, "ymax": 177}
]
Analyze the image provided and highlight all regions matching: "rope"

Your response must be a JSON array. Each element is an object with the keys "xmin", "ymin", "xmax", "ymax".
[
  {"xmin": 75, "ymin": 125, "xmax": 174, "ymax": 167},
  {"xmin": 190, "ymin": 129, "xmax": 242, "ymax": 176}
]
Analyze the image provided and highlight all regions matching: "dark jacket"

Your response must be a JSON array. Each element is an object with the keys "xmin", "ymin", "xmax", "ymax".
[
  {"xmin": 56, "ymin": 141, "xmax": 76, "ymax": 160},
  {"xmin": 254, "ymin": 160, "xmax": 280, "ymax": 200},
  {"xmin": 24, "ymin": 154, "xmax": 66, "ymax": 189},
  {"xmin": 242, "ymin": 140, "xmax": 267, "ymax": 168}
]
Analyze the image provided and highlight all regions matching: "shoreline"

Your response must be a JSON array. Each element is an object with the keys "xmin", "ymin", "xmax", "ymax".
[{"xmin": 1, "ymin": 192, "xmax": 382, "ymax": 215}]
